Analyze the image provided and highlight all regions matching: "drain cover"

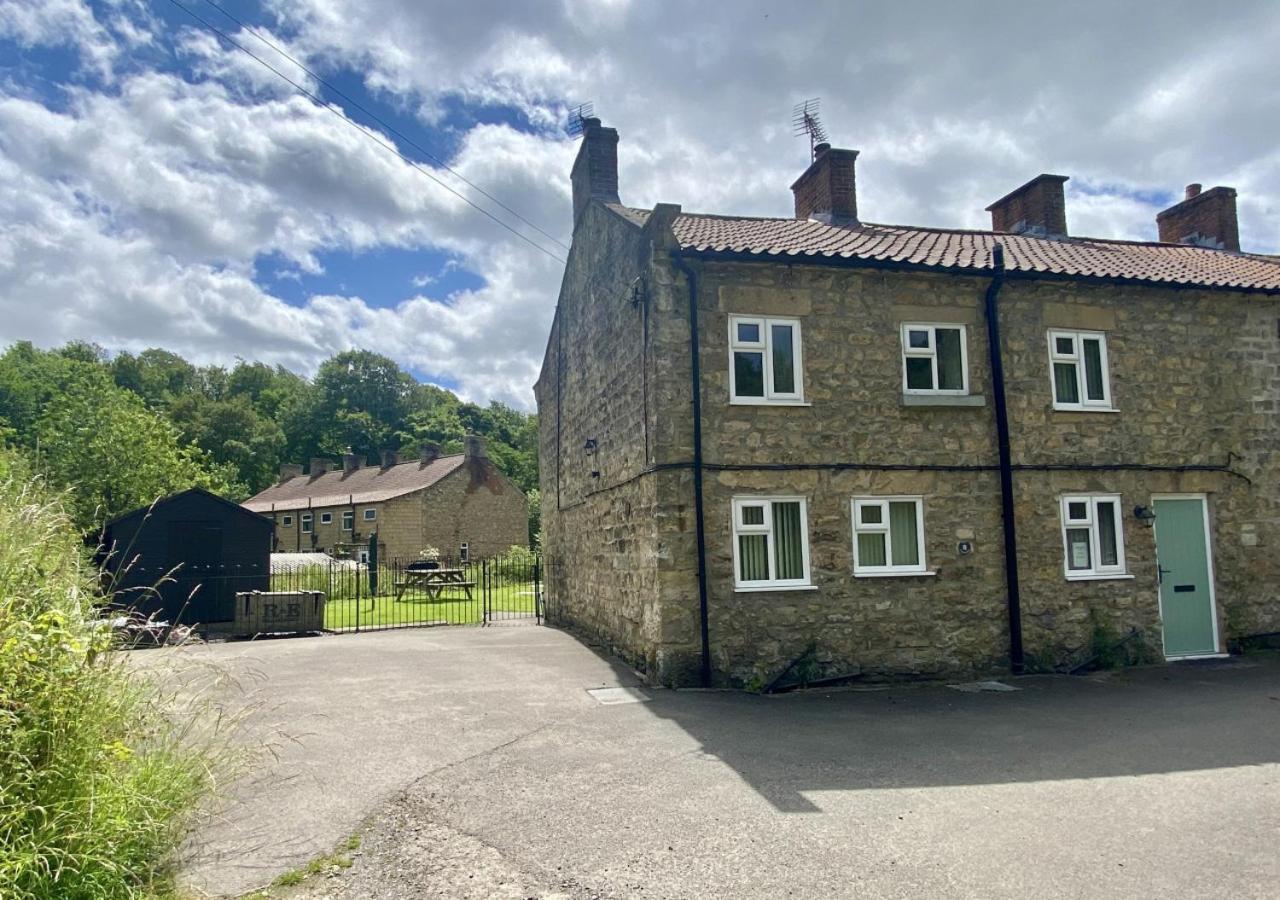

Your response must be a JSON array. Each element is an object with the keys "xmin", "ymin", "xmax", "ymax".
[
  {"xmin": 947, "ymin": 680, "xmax": 1020, "ymax": 693},
  {"xmin": 587, "ymin": 687, "xmax": 650, "ymax": 705}
]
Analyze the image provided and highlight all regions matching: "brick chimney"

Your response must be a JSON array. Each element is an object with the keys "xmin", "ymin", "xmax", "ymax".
[
  {"xmin": 379, "ymin": 450, "xmax": 399, "ymax": 469},
  {"xmin": 985, "ymin": 174, "xmax": 1069, "ymax": 237},
  {"xmin": 342, "ymin": 452, "xmax": 363, "ymax": 474},
  {"xmin": 1156, "ymin": 184, "xmax": 1240, "ymax": 251},
  {"xmin": 309, "ymin": 458, "xmax": 333, "ymax": 478},
  {"xmin": 571, "ymin": 117, "xmax": 620, "ymax": 224},
  {"xmin": 418, "ymin": 442, "xmax": 441, "ymax": 466},
  {"xmin": 464, "ymin": 434, "xmax": 487, "ymax": 460},
  {"xmin": 278, "ymin": 463, "xmax": 303, "ymax": 483},
  {"xmin": 791, "ymin": 143, "xmax": 860, "ymax": 224}
]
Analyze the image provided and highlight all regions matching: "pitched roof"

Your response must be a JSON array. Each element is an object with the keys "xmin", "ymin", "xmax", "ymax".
[
  {"xmin": 608, "ymin": 205, "xmax": 1280, "ymax": 292},
  {"xmin": 242, "ymin": 455, "xmax": 466, "ymax": 513}
]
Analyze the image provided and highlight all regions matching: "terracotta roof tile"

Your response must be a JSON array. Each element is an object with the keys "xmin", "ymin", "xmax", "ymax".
[
  {"xmin": 243, "ymin": 455, "xmax": 465, "ymax": 512},
  {"xmin": 608, "ymin": 205, "xmax": 1280, "ymax": 291}
]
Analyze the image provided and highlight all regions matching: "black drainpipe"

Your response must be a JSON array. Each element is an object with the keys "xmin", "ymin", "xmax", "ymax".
[
  {"xmin": 672, "ymin": 252, "xmax": 712, "ymax": 687},
  {"xmin": 983, "ymin": 243, "xmax": 1024, "ymax": 674}
]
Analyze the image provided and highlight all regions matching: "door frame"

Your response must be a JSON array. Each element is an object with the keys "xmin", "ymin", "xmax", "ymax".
[{"xmin": 1151, "ymin": 493, "xmax": 1224, "ymax": 660}]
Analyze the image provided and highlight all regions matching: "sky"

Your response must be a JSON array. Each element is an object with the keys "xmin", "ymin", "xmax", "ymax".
[{"xmin": 1, "ymin": 1, "xmax": 1277, "ymax": 409}]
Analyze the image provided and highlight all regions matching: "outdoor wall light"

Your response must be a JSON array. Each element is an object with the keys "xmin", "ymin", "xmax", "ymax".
[
  {"xmin": 583, "ymin": 438, "xmax": 598, "ymax": 454},
  {"xmin": 1133, "ymin": 505, "xmax": 1157, "ymax": 527}
]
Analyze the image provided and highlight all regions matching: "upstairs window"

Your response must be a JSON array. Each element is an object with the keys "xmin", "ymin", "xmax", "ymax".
[
  {"xmin": 729, "ymin": 316, "xmax": 803, "ymax": 404},
  {"xmin": 281, "ymin": 515, "xmax": 293, "ymax": 527},
  {"xmin": 320, "ymin": 512, "xmax": 333, "ymax": 525},
  {"xmin": 363, "ymin": 508, "xmax": 377, "ymax": 521},
  {"xmin": 1060, "ymin": 495, "xmax": 1126, "ymax": 578},
  {"xmin": 852, "ymin": 497, "xmax": 927, "ymax": 575},
  {"xmin": 301, "ymin": 513, "xmax": 313, "ymax": 534},
  {"xmin": 341, "ymin": 511, "xmax": 354, "ymax": 532},
  {"xmin": 901, "ymin": 324, "xmax": 969, "ymax": 394},
  {"xmin": 1048, "ymin": 330, "xmax": 1112, "ymax": 410},
  {"xmin": 732, "ymin": 497, "xmax": 811, "ymax": 590}
]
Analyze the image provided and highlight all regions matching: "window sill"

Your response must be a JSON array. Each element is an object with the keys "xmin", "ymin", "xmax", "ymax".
[
  {"xmin": 1052, "ymin": 406, "xmax": 1120, "ymax": 413},
  {"xmin": 901, "ymin": 394, "xmax": 986, "ymax": 408},
  {"xmin": 733, "ymin": 583, "xmax": 818, "ymax": 593},
  {"xmin": 1064, "ymin": 573, "xmax": 1135, "ymax": 582},
  {"xmin": 729, "ymin": 399, "xmax": 811, "ymax": 407},
  {"xmin": 853, "ymin": 570, "xmax": 937, "ymax": 578}
]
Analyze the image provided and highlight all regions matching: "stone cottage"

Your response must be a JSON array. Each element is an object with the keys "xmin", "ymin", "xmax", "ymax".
[
  {"xmin": 535, "ymin": 117, "xmax": 1280, "ymax": 687},
  {"xmin": 243, "ymin": 436, "xmax": 527, "ymax": 564}
]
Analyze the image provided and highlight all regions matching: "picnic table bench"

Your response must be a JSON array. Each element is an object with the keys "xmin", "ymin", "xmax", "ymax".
[{"xmin": 393, "ymin": 567, "xmax": 477, "ymax": 602}]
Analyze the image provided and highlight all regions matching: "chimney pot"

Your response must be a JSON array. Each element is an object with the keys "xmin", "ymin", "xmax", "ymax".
[
  {"xmin": 309, "ymin": 458, "xmax": 333, "ymax": 478},
  {"xmin": 790, "ymin": 146, "xmax": 860, "ymax": 224},
  {"xmin": 570, "ymin": 119, "xmax": 620, "ymax": 224},
  {"xmin": 813, "ymin": 141, "xmax": 831, "ymax": 156},
  {"xmin": 1156, "ymin": 184, "xmax": 1240, "ymax": 251},
  {"xmin": 278, "ymin": 463, "xmax": 303, "ymax": 483},
  {"xmin": 985, "ymin": 174, "xmax": 1069, "ymax": 237},
  {"xmin": 464, "ymin": 434, "xmax": 487, "ymax": 460}
]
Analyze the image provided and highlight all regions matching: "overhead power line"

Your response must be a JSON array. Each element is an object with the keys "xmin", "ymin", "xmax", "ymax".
[
  {"xmin": 160, "ymin": 0, "xmax": 568, "ymax": 265},
  {"xmin": 196, "ymin": 0, "xmax": 570, "ymax": 254}
]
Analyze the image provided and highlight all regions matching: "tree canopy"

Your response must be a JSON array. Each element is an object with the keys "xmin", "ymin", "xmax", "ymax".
[{"xmin": 0, "ymin": 342, "xmax": 539, "ymax": 535}]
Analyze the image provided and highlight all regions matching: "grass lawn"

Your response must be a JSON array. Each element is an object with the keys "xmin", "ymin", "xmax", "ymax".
[{"xmin": 322, "ymin": 582, "xmax": 538, "ymax": 630}]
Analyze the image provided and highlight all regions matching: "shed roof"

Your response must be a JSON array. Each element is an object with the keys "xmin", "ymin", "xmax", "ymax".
[
  {"xmin": 104, "ymin": 487, "xmax": 272, "ymax": 530},
  {"xmin": 609, "ymin": 205, "xmax": 1280, "ymax": 292},
  {"xmin": 242, "ymin": 455, "xmax": 465, "ymax": 513}
]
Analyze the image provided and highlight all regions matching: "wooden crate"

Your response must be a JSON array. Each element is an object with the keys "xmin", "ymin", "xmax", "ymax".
[{"xmin": 233, "ymin": 590, "xmax": 325, "ymax": 636}]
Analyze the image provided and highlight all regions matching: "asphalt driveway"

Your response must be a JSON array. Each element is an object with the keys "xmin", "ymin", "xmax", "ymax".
[{"xmin": 172, "ymin": 627, "xmax": 1280, "ymax": 898}]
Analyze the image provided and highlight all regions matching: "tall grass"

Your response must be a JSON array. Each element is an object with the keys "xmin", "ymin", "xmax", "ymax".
[{"xmin": 0, "ymin": 455, "xmax": 228, "ymax": 899}]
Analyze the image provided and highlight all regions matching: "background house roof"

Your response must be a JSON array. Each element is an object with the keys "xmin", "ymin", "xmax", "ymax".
[
  {"xmin": 243, "ymin": 455, "xmax": 466, "ymax": 512},
  {"xmin": 609, "ymin": 205, "xmax": 1280, "ymax": 292}
]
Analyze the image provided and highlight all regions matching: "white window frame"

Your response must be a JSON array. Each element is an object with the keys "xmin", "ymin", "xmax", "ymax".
[
  {"xmin": 281, "ymin": 514, "xmax": 293, "ymax": 527},
  {"xmin": 1059, "ymin": 494, "xmax": 1129, "ymax": 580},
  {"xmin": 1048, "ymin": 329, "xmax": 1113, "ymax": 411},
  {"xmin": 320, "ymin": 512, "xmax": 333, "ymax": 525},
  {"xmin": 363, "ymin": 508, "xmax": 377, "ymax": 521},
  {"xmin": 900, "ymin": 324, "xmax": 969, "ymax": 395},
  {"xmin": 728, "ymin": 315, "xmax": 804, "ymax": 404},
  {"xmin": 851, "ymin": 496, "xmax": 930, "ymax": 576},
  {"xmin": 730, "ymin": 496, "xmax": 813, "ymax": 591},
  {"xmin": 341, "ymin": 511, "xmax": 354, "ymax": 532},
  {"xmin": 300, "ymin": 513, "xmax": 313, "ymax": 534},
  {"xmin": 459, "ymin": 542, "xmax": 470, "ymax": 563}
]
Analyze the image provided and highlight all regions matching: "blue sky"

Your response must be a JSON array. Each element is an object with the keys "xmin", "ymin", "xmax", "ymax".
[{"xmin": 0, "ymin": 0, "xmax": 1277, "ymax": 407}]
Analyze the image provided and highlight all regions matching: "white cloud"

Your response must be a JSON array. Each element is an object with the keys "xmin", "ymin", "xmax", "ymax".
[{"xmin": 1, "ymin": 0, "xmax": 1279, "ymax": 412}]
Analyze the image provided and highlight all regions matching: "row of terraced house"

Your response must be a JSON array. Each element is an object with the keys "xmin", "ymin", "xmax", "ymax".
[{"xmin": 537, "ymin": 118, "xmax": 1280, "ymax": 687}]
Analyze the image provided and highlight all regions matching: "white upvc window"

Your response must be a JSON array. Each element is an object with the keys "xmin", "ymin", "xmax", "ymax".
[
  {"xmin": 1060, "ymin": 495, "xmax": 1127, "ymax": 579},
  {"xmin": 459, "ymin": 542, "xmax": 470, "ymax": 563},
  {"xmin": 320, "ymin": 512, "xmax": 333, "ymax": 525},
  {"xmin": 728, "ymin": 315, "xmax": 804, "ymax": 404},
  {"xmin": 281, "ymin": 515, "xmax": 293, "ymax": 527},
  {"xmin": 341, "ymin": 511, "xmax": 354, "ymax": 532},
  {"xmin": 731, "ymin": 496, "xmax": 812, "ymax": 590},
  {"xmin": 901, "ymin": 324, "xmax": 969, "ymax": 395},
  {"xmin": 363, "ymin": 508, "xmax": 377, "ymax": 521},
  {"xmin": 1048, "ymin": 330, "xmax": 1112, "ymax": 410},
  {"xmin": 851, "ymin": 497, "xmax": 928, "ymax": 575},
  {"xmin": 300, "ymin": 513, "xmax": 313, "ymax": 534}
]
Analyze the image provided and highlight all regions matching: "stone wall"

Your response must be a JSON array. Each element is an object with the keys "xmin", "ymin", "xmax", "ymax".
[
  {"xmin": 413, "ymin": 459, "xmax": 528, "ymax": 564},
  {"xmin": 536, "ymin": 202, "xmax": 666, "ymax": 674}
]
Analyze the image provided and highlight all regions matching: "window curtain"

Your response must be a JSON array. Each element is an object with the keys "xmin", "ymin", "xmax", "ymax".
[
  {"xmin": 739, "ymin": 534, "xmax": 769, "ymax": 581},
  {"xmin": 858, "ymin": 533, "xmax": 886, "ymax": 567},
  {"xmin": 936, "ymin": 329, "xmax": 964, "ymax": 390},
  {"xmin": 889, "ymin": 502, "xmax": 920, "ymax": 566},
  {"xmin": 1054, "ymin": 362, "xmax": 1079, "ymax": 403},
  {"xmin": 1097, "ymin": 502, "xmax": 1118, "ymax": 566},
  {"xmin": 772, "ymin": 502, "xmax": 804, "ymax": 580},
  {"xmin": 1083, "ymin": 340, "xmax": 1105, "ymax": 400}
]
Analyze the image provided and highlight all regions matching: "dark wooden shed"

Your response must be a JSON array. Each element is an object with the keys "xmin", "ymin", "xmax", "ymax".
[{"xmin": 98, "ymin": 488, "xmax": 273, "ymax": 626}]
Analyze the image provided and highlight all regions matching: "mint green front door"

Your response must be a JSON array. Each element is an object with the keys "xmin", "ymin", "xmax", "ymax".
[{"xmin": 1153, "ymin": 497, "xmax": 1218, "ymax": 657}]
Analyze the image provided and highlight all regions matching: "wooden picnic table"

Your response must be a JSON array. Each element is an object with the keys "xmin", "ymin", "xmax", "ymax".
[{"xmin": 393, "ymin": 567, "xmax": 477, "ymax": 602}]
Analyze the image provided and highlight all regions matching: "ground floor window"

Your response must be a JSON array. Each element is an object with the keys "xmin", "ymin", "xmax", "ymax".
[
  {"xmin": 852, "ymin": 497, "xmax": 927, "ymax": 575},
  {"xmin": 460, "ymin": 542, "xmax": 470, "ymax": 563},
  {"xmin": 731, "ymin": 497, "xmax": 811, "ymax": 590},
  {"xmin": 1060, "ymin": 494, "xmax": 1126, "ymax": 578}
]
